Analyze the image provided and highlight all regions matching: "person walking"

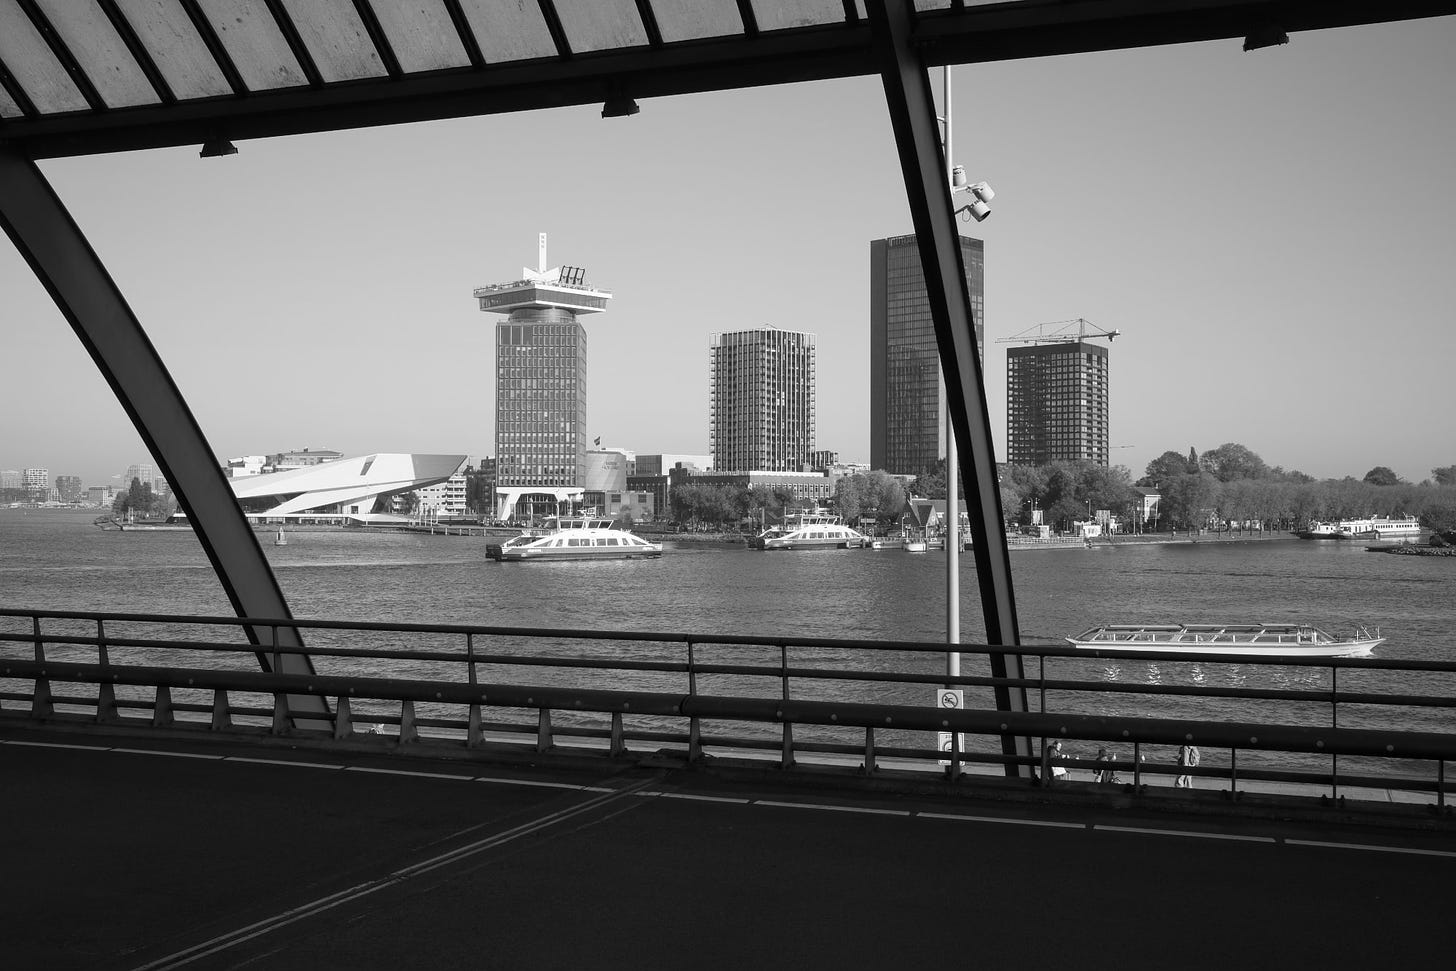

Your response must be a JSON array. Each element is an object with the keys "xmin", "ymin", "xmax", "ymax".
[
  {"xmin": 1175, "ymin": 743, "xmax": 1200, "ymax": 787},
  {"xmin": 1045, "ymin": 740, "xmax": 1068, "ymax": 784},
  {"xmin": 1092, "ymin": 746, "xmax": 1119, "ymax": 784}
]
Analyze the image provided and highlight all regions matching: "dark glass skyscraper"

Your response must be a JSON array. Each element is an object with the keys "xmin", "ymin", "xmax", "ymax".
[
  {"xmin": 869, "ymin": 234, "xmax": 984, "ymax": 477},
  {"xmin": 1006, "ymin": 340, "xmax": 1109, "ymax": 466}
]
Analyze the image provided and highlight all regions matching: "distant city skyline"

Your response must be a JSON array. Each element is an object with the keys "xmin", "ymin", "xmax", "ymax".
[{"xmin": 4, "ymin": 20, "xmax": 1454, "ymax": 489}]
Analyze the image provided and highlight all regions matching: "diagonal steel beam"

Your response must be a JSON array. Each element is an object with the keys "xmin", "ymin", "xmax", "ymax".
[
  {"xmin": 867, "ymin": 0, "xmax": 1032, "ymax": 776},
  {"xmin": 0, "ymin": 147, "xmax": 329, "ymax": 729}
]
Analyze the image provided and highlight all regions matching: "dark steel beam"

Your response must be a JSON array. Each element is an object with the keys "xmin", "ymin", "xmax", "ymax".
[
  {"xmin": 867, "ymin": 0, "xmax": 1031, "ymax": 776},
  {"xmin": 6, "ymin": 1, "xmax": 1456, "ymax": 159},
  {"xmin": 0, "ymin": 146, "xmax": 329, "ymax": 730}
]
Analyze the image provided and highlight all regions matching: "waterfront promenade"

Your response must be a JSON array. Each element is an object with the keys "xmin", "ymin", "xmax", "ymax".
[{"xmin": 6, "ymin": 722, "xmax": 1453, "ymax": 970}]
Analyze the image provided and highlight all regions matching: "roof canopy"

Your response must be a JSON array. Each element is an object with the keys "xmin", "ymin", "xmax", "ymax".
[{"xmin": 2, "ymin": 1, "xmax": 1453, "ymax": 159}]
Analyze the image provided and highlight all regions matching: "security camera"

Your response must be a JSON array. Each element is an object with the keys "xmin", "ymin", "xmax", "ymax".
[
  {"xmin": 969, "ymin": 181, "xmax": 994, "ymax": 204},
  {"xmin": 950, "ymin": 164, "xmax": 967, "ymax": 189},
  {"xmin": 966, "ymin": 199, "xmax": 991, "ymax": 222}
]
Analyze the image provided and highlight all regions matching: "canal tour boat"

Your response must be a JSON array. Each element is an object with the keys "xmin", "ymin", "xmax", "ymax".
[
  {"xmin": 1065, "ymin": 623, "xmax": 1384, "ymax": 658},
  {"xmin": 486, "ymin": 517, "xmax": 662, "ymax": 562},
  {"xmin": 1297, "ymin": 516, "xmax": 1421, "ymax": 540},
  {"xmin": 747, "ymin": 514, "xmax": 870, "ymax": 550}
]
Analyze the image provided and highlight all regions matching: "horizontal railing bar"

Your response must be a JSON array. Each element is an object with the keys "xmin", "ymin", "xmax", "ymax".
[
  {"xmin": 11, "ymin": 658, "xmax": 1455, "ymax": 763},
  {"xmin": 7, "ymin": 607, "xmax": 1456, "ymax": 674}
]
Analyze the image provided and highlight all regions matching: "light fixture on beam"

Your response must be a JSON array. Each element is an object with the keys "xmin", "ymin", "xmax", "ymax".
[
  {"xmin": 1243, "ymin": 24, "xmax": 1288, "ymax": 51},
  {"xmin": 199, "ymin": 136, "xmax": 237, "ymax": 158},
  {"xmin": 601, "ymin": 82, "xmax": 640, "ymax": 118}
]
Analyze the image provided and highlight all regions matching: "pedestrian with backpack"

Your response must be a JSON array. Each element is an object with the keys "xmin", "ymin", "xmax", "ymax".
[{"xmin": 1175, "ymin": 743, "xmax": 1200, "ymax": 787}]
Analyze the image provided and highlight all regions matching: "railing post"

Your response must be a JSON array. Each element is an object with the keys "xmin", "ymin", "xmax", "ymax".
[
  {"xmin": 780, "ymin": 644, "xmax": 794, "ymax": 770},
  {"xmin": 400, "ymin": 699, "xmax": 419, "ymax": 744},
  {"xmin": 211, "ymin": 690, "xmax": 232, "ymax": 731},
  {"xmin": 30, "ymin": 616, "xmax": 52, "ymax": 719},
  {"xmin": 272, "ymin": 692, "xmax": 289, "ymax": 735},
  {"xmin": 1133, "ymin": 741, "xmax": 1141, "ymax": 789},
  {"xmin": 948, "ymin": 727, "xmax": 961, "ymax": 781},
  {"xmin": 863, "ymin": 726, "xmax": 877, "ymax": 775},
  {"xmin": 687, "ymin": 639, "xmax": 701, "ymax": 762},
  {"xmin": 536, "ymin": 708, "xmax": 552, "ymax": 753},
  {"xmin": 333, "ymin": 695, "xmax": 353, "ymax": 740},
  {"xmin": 466, "ymin": 632, "xmax": 482, "ymax": 747},
  {"xmin": 153, "ymin": 685, "xmax": 173, "ymax": 727},
  {"xmin": 95, "ymin": 618, "xmax": 117, "ymax": 723},
  {"xmin": 610, "ymin": 711, "xmax": 626, "ymax": 757},
  {"xmin": 1230, "ymin": 748, "xmax": 1238, "ymax": 796},
  {"xmin": 1331, "ymin": 666, "xmax": 1339, "ymax": 801},
  {"xmin": 1438, "ymin": 760, "xmax": 1446, "ymax": 812}
]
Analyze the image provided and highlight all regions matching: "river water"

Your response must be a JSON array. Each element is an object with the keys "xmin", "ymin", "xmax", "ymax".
[{"xmin": 3, "ymin": 509, "xmax": 1453, "ymax": 772}]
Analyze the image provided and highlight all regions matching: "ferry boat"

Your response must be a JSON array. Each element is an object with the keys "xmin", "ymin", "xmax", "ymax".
[
  {"xmin": 1066, "ymin": 623, "xmax": 1383, "ymax": 658},
  {"xmin": 747, "ymin": 514, "xmax": 869, "ymax": 551},
  {"xmin": 1294, "ymin": 521, "xmax": 1341, "ymax": 539},
  {"xmin": 486, "ymin": 517, "xmax": 662, "ymax": 562},
  {"xmin": 1336, "ymin": 516, "xmax": 1421, "ymax": 540}
]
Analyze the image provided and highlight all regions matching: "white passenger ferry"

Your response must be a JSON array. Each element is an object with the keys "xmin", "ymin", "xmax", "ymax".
[
  {"xmin": 1066, "ymin": 623, "xmax": 1383, "ymax": 658},
  {"xmin": 1337, "ymin": 516, "xmax": 1422, "ymax": 540},
  {"xmin": 747, "ymin": 514, "xmax": 870, "ymax": 550},
  {"xmin": 486, "ymin": 517, "xmax": 662, "ymax": 562}
]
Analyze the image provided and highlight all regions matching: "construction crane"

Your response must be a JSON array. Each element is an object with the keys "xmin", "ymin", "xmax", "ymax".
[{"xmin": 997, "ymin": 318, "xmax": 1120, "ymax": 345}]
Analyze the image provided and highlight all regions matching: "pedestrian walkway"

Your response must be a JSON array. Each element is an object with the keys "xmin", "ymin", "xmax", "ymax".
[{"xmin": 5, "ymin": 725, "xmax": 1452, "ymax": 970}]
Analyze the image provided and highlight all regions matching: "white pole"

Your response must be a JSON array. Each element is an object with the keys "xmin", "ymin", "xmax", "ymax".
[{"xmin": 944, "ymin": 64, "xmax": 960, "ymax": 683}]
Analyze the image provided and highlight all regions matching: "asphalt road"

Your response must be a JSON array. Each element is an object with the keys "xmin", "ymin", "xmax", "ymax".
[{"xmin": 4, "ymin": 728, "xmax": 1452, "ymax": 970}]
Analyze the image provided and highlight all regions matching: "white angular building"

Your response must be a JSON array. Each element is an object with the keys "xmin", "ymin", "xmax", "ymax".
[{"xmin": 229, "ymin": 453, "xmax": 466, "ymax": 523}]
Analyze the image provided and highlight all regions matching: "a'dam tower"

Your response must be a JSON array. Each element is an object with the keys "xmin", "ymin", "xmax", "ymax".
[{"xmin": 474, "ymin": 234, "xmax": 611, "ymax": 521}]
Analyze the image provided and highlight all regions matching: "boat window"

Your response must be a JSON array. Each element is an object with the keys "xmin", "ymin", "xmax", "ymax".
[{"xmin": 568, "ymin": 538, "xmax": 583, "ymax": 547}]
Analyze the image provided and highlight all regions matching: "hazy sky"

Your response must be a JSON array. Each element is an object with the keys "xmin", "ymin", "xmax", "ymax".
[{"xmin": 4, "ymin": 17, "xmax": 1454, "ymax": 489}]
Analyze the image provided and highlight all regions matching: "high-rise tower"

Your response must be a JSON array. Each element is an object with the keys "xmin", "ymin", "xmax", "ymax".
[
  {"xmin": 869, "ymin": 234, "xmax": 984, "ymax": 477},
  {"xmin": 709, "ymin": 328, "xmax": 816, "ymax": 473},
  {"xmin": 473, "ymin": 234, "xmax": 611, "ymax": 520},
  {"xmin": 1003, "ymin": 319, "xmax": 1115, "ymax": 466}
]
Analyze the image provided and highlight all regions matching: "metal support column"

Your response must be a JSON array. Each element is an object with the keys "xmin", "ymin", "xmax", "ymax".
[
  {"xmin": 868, "ymin": 0, "xmax": 1031, "ymax": 775},
  {"xmin": 0, "ymin": 147, "xmax": 329, "ymax": 729}
]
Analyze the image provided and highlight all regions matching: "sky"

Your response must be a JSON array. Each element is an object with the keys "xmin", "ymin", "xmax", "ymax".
[{"xmin": 3, "ymin": 17, "xmax": 1454, "ymax": 489}]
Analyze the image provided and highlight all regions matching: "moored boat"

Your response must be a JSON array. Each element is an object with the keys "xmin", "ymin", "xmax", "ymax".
[
  {"xmin": 1066, "ymin": 623, "xmax": 1383, "ymax": 658},
  {"xmin": 486, "ymin": 517, "xmax": 662, "ymax": 562},
  {"xmin": 1338, "ymin": 516, "xmax": 1421, "ymax": 540},
  {"xmin": 747, "ymin": 514, "xmax": 869, "ymax": 550}
]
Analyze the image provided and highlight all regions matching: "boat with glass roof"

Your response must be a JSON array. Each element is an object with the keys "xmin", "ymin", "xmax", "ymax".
[
  {"xmin": 1065, "ymin": 623, "xmax": 1383, "ymax": 657},
  {"xmin": 486, "ymin": 517, "xmax": 662, "ymax": 562}
]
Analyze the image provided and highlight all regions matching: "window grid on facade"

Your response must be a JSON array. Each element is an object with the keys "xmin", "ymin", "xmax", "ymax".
[
  {"xmin": 493, "ymin": 309, "xmax": 589, "ymax": 488},
  {"xmin": 708, "ymin": 328, "xmax": 816, "ymax": 473},
  {"xmin": 1006, "ymin": 340, "xmax": 1109, "ymax": 466}
]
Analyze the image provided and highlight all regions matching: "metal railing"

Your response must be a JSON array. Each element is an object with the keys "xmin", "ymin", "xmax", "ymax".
[{"xmin": 1, "ymin": 607, "xmax": 1453, "ymax": 811}]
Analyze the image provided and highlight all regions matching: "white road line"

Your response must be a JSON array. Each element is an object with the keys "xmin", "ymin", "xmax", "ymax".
[
  {"xmin": 132, "ymin": 778, "xmax": 659, "ymax": 970},
  {"xmin": 343, "ymin": 766, "xmax": 473, "ymax": 781},
  {"xmin": 3, "ymin": 739, "xmax": 108, "ymax": 751},
  {"xmin": 654, "ymin": 793, "xmax": 751, "ymax": 804},
  {"xmin": 917, "ymin": 812, "xmax": 1085, "ymax": 829},
  {"xmin": 1285, "ymin": 839, "xmax": 1456, "ymax": 859},
  {"xmin": 474, "ymin": 777, "xmax": 584, "ymax": 790},
  {"xmin": 1096, "ymin": 825, "xmax": 1275, "ymax": 842},
  {"xmin": 223, "ymin": 757, "xmax": 345, "ymax": 770},
  {"xmin": 111, "ymin": 748, "xmax": 224, "ymax": 760},
  {"xmin": 755, "ymin": 800, "xmax": 911, "ymax": 816}
]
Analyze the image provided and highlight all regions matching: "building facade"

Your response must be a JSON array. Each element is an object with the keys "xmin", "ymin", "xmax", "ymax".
[
  {"xmin": 1006, "ymin": 340, "xmax": 1110, "ymax": 466},
  {"xmin": 709, "ymin": 328, "xmax": 816, "ymax": 473},
  {"xmin": 869, "ymin": 233, "xmax": 984, "ymax": 477},
  {"xmin": 475, "ymin": 237, "xmax": 610, "ymax": 520}
]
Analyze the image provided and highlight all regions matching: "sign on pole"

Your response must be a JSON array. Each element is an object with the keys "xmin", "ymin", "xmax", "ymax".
[{"xmin": 936, "ymin": 689, "xmax": 967, "ymax": 766}]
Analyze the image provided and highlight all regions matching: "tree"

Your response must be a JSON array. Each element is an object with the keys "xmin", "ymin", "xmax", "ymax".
[
  {"xmin": 1142, "ymin": 451, "xmax": 1191, "ymax": 488},
  {"xmin": 1186, "ymin": 447, "xmax": 1198, "ymax": 472},
  {"xmin": 1199, "ymin": 443, "xmax": 1269, "ymax": 482},
  {"xmin": 1363, "ymin": 466, "xmax": 1402, "ymax": 487},
  {"xmin": 1431, "ymin": 465, "xmax": 1456, "ymax": 487}
]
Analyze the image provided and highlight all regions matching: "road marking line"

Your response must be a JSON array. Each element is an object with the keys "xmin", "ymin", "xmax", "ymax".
[
  {"xmin": 111, "ymin": 748, "xmax": 224, "ymax": 760},
  {"xmin": 132, "ymin": 777, "xmax": 659, "ymax": 970},
  {"xmin": 1096, "ymin": 825, "xmax": 1275, "ymax": 842},
  {"xmin": 343, "ymin": 766, "xmax": 473, "ymax": 781},
  {"xmin": 755, "ymin": 800, "xmax": 910, "ymax": 816},
  {"xmin": 917, "ymin": 812, "xmax": 1085, "ymax": 829},
  {"xmin": 473, "ymin": 777, "xmax": 584, "ymax": 790},
  {"xmin": 3, "ymin": 740, "xmax": 109, "ymax": 751},
  {"xmin": 655, "ymin": 793, "xmax": 751, "ymax": 804},
  {"xmin": 223, "ymin": 757, "xmax": 345, "ymax": 770},
  {"xmin": 1285, "ymin": 839, "xmax": 1456, "ymax": 859}
]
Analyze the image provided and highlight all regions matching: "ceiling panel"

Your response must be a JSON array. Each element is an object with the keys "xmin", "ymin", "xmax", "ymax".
[
  {"xmin": 649, "ymin": 0, "xmax": 744, "ymax": 42},
  {"xmin": 195, "ymin": 0, "xmax": 308, "ymax": 91},
  {"xmin": 114, "ymin": 0, "xmax": 234, "ymax": 99},
  {"xmin": 365, "ymin": 0, "xmax": 471, "ymax": 72},
  {"xmin": 33, "ymin": 0, "xmax": 159, "ymax": 108},
  {"xmin": 278, "ymin": 0, "xmax": 388, "ymax": 82},
  {"xmin": 0, "ymin": 80, "xmax": 22, "ymax": 118},
  {"xmin": 750, "ymin": 0, "xmax": 851, "ymax": 31},
  {"xmin": 0, "ymin": 0, "xmax": 91, "ymax": 112},
  {"xmin": 456, "ymin": 0, "xmax": 558, "ymax": 63},
  {"xmin": 554, "ymin": 0, "xmax": 650, "ymax": 54}
]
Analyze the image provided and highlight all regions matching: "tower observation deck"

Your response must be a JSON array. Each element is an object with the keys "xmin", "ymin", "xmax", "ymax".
[{"xmin": 473, "ymin": 235, "xmax": 612, "ymax": 521}]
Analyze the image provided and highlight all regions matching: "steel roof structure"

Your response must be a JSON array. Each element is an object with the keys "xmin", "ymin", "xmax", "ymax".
[{"xmin": 3, "ymin": 0, "xmax": 1454, "ymax": 748}]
